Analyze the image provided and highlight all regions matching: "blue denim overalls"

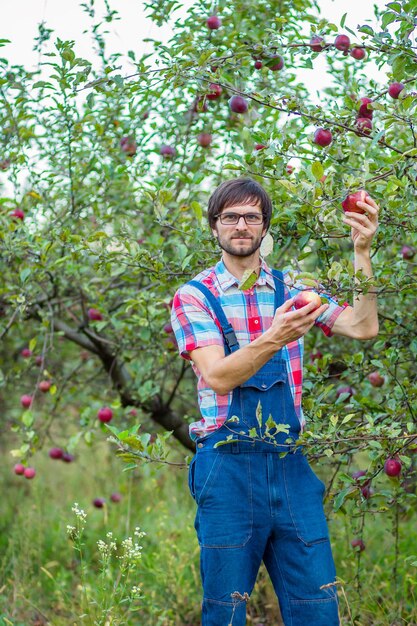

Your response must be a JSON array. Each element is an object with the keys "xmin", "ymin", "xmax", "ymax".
[{"xmin": 187, "ymin": 271, "xmax": 339, "ymax": 626}]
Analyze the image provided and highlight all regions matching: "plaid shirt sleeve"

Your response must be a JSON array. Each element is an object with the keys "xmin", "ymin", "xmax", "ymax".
[{"xmin": 171, "ymin": 284, "xmax": 225, "ymax": 361}]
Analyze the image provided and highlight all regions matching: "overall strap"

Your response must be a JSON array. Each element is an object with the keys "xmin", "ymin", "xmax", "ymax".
[
  {"xmin": 187, "ymin": 280, "xmax": 239, "ymax": 354},
  {"xmin": 271, "ymin": 269, "xmax": 285, "ymax": 310}
]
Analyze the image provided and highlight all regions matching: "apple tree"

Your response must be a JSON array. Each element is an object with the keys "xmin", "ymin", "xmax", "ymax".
[{"xmin": 0, "ymin": 0, "xmax": 417, "ymax": 594}]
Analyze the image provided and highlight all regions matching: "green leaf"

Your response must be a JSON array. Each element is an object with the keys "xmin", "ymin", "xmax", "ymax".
[
  {"xmin": 20, "ymin": 268, "xmax": 31, "ymax": 283},
  {"xmin": 334, "ymin": 487, "xmax": 353, "ymax": 511},
  {"xmin": 311, "ymin": 161, "xmax": 324, "ymax": 181},
  {"xmin": 22, "ymin": 411, "xmax": 34, "ymax": 427},
  {"xmin": 239, "ymin": 269, "xmax": 257, "ymax": 291},
  {"xmin": 256, "ymin": 400, "xmax": 263, "ymax": 428}
]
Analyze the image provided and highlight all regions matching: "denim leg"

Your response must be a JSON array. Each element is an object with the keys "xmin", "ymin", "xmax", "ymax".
[
  {"xmin": 193, "ymin": 451, "xmax": 269, "ymax": 626},
  {"xmin": 263, "ymin": 453, "xmax": 340, "ymax": 626}
]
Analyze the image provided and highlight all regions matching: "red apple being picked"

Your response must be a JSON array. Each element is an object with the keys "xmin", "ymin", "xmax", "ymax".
[
  {"xmin": 341, "ymin": 190, "xmax": 369, "ymax": 214},
  {"xmin": 293, "ymin": 290, "xmax": 322, "ymax": 312}
]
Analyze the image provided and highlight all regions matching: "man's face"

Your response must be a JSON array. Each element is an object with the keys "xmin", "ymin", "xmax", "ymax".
[{"xmin": 212, "ymin": 201, "xmax": 267, "ymax": 258}]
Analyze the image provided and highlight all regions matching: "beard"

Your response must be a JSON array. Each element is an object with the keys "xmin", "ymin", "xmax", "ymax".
[{"xmin": 216, "ymin": 231, "xmax": 264, "ymax": 257}]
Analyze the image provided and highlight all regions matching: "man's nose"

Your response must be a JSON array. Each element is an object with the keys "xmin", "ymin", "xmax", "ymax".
[{"xmin": 235, "ymin": 216, "xmax": 247, "ymax": 227}]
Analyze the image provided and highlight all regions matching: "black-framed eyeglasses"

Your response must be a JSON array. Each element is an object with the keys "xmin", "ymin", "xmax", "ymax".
[{"xmin": 215, "ymin": 212, "xmax": 264, "ymax": 225}]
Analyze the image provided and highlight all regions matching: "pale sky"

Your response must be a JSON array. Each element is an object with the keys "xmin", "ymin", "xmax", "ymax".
[{"xmin": 2, "ymin": 0, "xmax": 388, "ymax": 93}]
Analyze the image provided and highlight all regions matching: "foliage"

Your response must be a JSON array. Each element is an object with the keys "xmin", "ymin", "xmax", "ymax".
[{"xmin": 1, "ymin": 0, "xmax": 417, "ymax": 622}]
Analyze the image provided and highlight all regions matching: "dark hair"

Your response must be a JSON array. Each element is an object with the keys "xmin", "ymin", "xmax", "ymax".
[{"xmin": 207, "ymin": 177, "xmax": 273, "ymax": 230}]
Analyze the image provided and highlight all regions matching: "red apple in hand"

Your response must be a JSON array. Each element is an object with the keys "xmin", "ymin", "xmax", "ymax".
[
  {"xmin": 341, "ymin": 190, "xmax": 368, "ymax": 214},
  {"xmin": 293, "ymin": 291, "xmax": 322, "ymax": 311},
  {"xmin": 384, "ymin": 458, "xmax": 402, "ymax": 477}
]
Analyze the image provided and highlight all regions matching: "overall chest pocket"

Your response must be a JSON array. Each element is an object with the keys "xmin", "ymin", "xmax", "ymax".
[{"xmin": 238, "ymin": 368, "xmax": 289, "ymax": 429}]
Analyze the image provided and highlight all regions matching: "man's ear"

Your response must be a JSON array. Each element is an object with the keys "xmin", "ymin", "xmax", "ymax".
[{"xmin": 212, "ymin": 227, "xmax": 218, "ymax": 238}]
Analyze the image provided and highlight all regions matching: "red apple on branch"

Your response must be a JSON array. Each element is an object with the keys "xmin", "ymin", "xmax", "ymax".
[
  {"xmin": 267, "ymin": 55, "xmax": 284, "ymax": 71},
  {"xmin": 206, "ymin": 83, "xmax": 222, "ymax": 100},
  {"xmin": 120, "ymin": 137, "xmax": 137, "ymax": 157},
  {"xmin": 254, "ymin": 60, "xmax": 263, "ymax": 69},
  {"xmin": 229, "ymin": 95, "xmax": 248, "ymax": 114},
  {"xmin": 10, "ymin": 209, "xmax": 25, "ymax": 220},
  {"xmin": 206, "ymin": 15, "xmax": 221, "ymax": 29},
  {"xmin": 14, "ymin": 463, "xmax": 25, "ymax": 475},
  {"xmin": 388, "ymin": 82, "xmax": 404, "ymax": 99},
  {"xmin": 334, "ymin": 34, "xmax": 350, "ymax": 51},
  {"xmin": 88, "ymin": 308, "xmax": 103, "ymax": 321},
  {"xmin": 356, "ymin": 117, "xmax": 372, "ymax": 134},
  {"xmin": 39, "ymin": 380, "xmax": 52, "ymax": 393},
  {"xmin": 384, "ymin": 458, "xmax": 402, "ymax": 477},
  {"xmin": 358, "ymin": 97, "xmax": 373, "ymax": 119},
  {"xmin": 98, "ymin": 407, "xmax": 113, "ymax": 423},
  {"xmin": 197, "ymin": 133, "xmax": 212, "ymax": 148},
  {"xmin": 49, "ymin": 447, "xmax": 64, "ymax": 460},
  {"xmin": 351, "ymin": 538, "xmax": 365, "ymax": 552},
  {"xmin": 350, "ymin": 47, "xmax": 366, "ymax": 60},
  {"xmin": 401, "ymin": 245, "xmax": 415, "ymax": 260},
  {"xmin": 20, "ymin": 394, "xmax": 33, "ymax": 409},
  {"xmin": 336, "ymin": 386, "xmax": 355, "ymax": 401},
  {"xmin": 160, "ymin": 145, "xmax": 176, "ymax": 158},
  {"xmin": 341, "ymin": 190, "xmax": 368, "ymax": 214},
  {"xmin": 309, "ymin": 36, "xmax": 325, "ymax": 52},
  {"xmin": 21, "ymin": 348, "xmax": 32, "ymax": 358},
  {"xmin": 368, "ymin": 371, "xmax": 385, "ymax": 387},
  {"xmin": 62, "ymin": 452, "xmax": 75, "ymax": 463},
  {"xmin": 313, "ymin": 128, "xmax": 332, "ymax": 147},
  {"xmin": 24, "ymin": 467, "xmax": 36, "ymax": 480}
]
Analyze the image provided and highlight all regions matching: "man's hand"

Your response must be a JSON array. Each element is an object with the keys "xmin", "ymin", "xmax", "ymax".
[
  {"xmin": 343, "ymin": 195, "xmax": 380, "ymax": 252},
  {"xmin": 269, "ymin": 297, "xmax": 329, "ymax": 347}
]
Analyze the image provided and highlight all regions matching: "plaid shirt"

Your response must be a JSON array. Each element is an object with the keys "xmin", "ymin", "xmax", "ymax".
[{"xmin": 171, "ymin": 260, "xmax": 348, "ymax": 441}]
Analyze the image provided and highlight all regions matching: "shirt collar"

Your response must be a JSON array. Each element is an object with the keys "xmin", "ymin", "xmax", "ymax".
[{"xmin": 215, "ymin": 259, "xmax": 276, "ymax": 291}]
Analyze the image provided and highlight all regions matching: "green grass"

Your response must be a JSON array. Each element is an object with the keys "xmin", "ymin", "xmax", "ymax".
[{"xmin": 1, "ymin": 438, "xmax": 416, "ymax": 625}]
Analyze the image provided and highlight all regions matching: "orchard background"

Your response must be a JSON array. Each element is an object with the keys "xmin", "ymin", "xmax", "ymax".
[{"xmin": 1, "ymin": 0, "xmax": 417, "ymax": 624}]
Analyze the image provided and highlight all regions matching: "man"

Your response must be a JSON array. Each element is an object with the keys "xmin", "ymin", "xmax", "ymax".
[{"xmin": 171, "ymin": 177, "xmax": 379, "ymax": 626}]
